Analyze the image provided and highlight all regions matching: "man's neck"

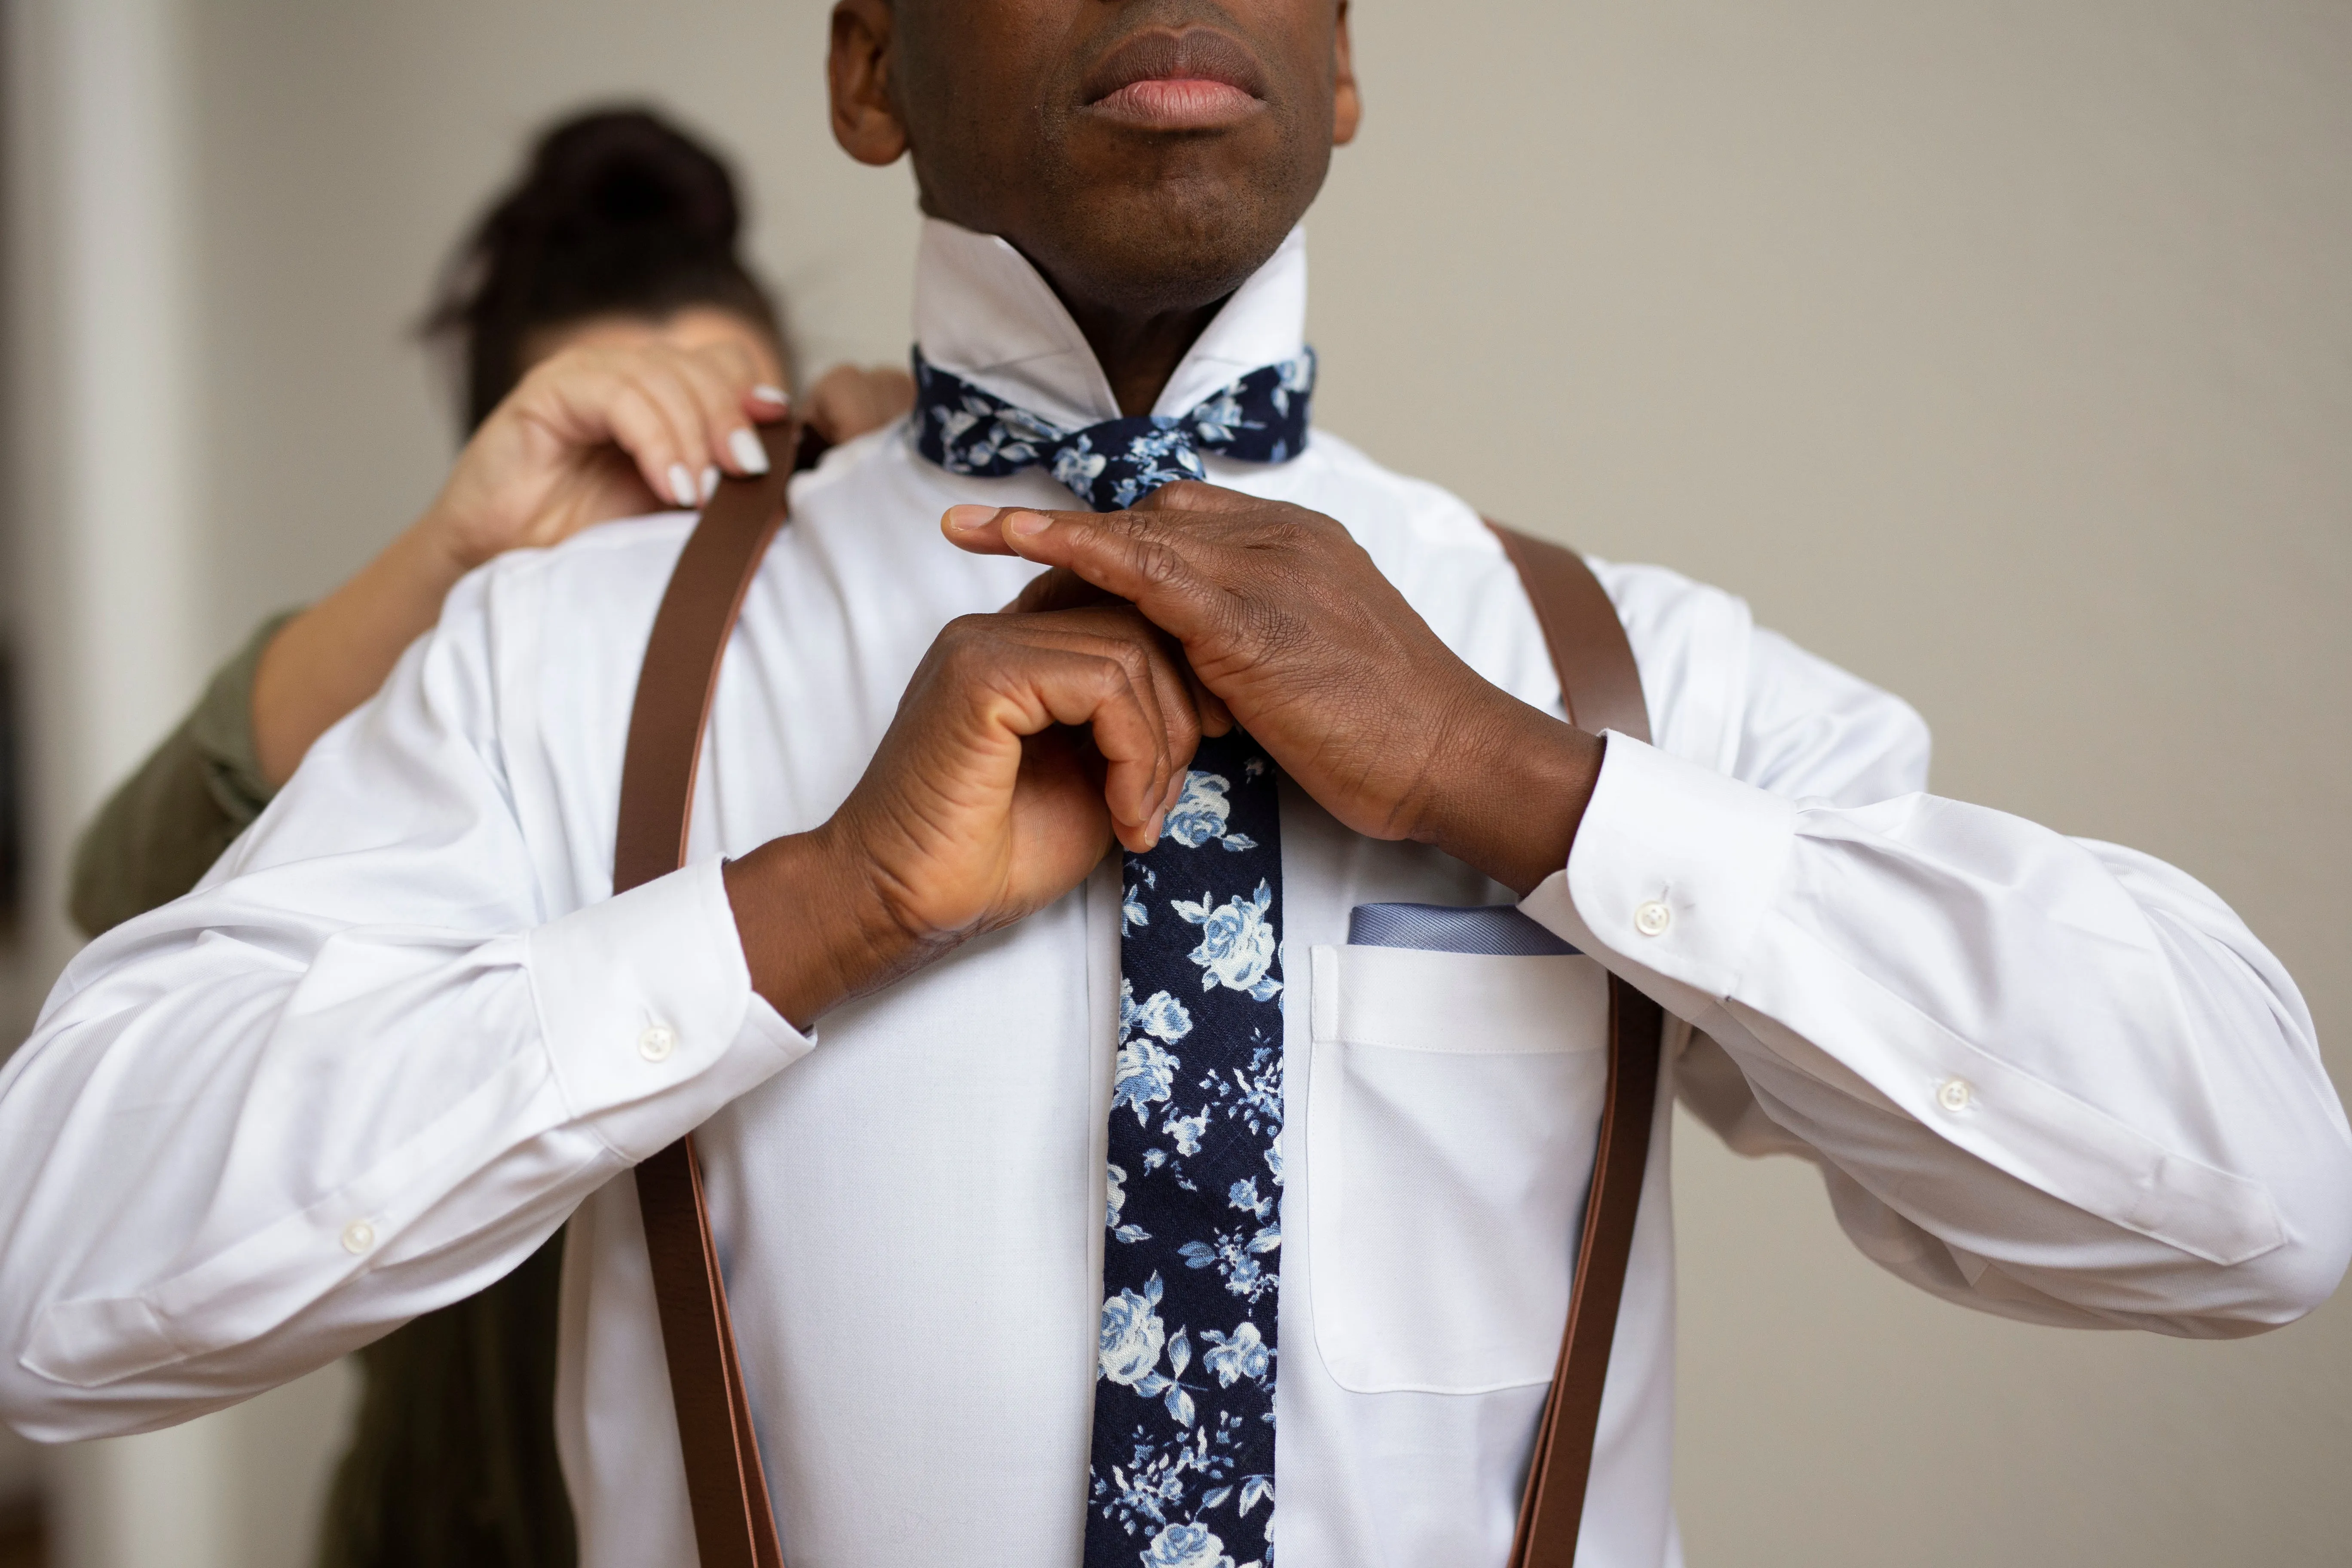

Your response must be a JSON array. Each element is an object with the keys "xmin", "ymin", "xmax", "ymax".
[{"xmin": 1057, "ymin": 288, "xmax": 1235, "ymax": 419}]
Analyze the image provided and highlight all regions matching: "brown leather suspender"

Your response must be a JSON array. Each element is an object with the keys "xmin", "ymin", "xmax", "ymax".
[
  {"xmin": 612, "ymin": 454, "xmax": 1662, "ymax": 1568},
  {"xmin": 1488, "ymin": 523, "xmax": 1666, "ymax": 1568},
  {"xmin": 615, "ymin": 417, "xmax": 808, "ymax": 1568}
]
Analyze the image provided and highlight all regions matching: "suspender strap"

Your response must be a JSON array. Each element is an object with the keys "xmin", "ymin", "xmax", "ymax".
[
  {"xmin": 616, "ymin": 419, "xmax": 810, "ymax": 1568},
  {"xmin": 1488, "ymin": 521, "xmax": 1664, "ymax": 1568},
  {"xmin": 614, "ymin": 480, "xmax": 1659, "ymax": 1568},
  {"xmin": 1488, "ymin": 524, "xmax": 1651, "ymax": 745}
]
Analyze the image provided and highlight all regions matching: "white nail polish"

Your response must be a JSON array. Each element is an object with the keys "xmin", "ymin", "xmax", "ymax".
[
  {"xmin": 699, "ymin": 465, "xmax": 720, "ymax": 502},
  {"xmin": 752, "ymin": 385, "xmax": 790, "ymax": 407},
  {"xmin": 728, "ymin": 428, "xmax": 772, "ymax": 475},
  {"xmin": 668, "ymin": 463, "xmax": 698, "ymax": 508}
]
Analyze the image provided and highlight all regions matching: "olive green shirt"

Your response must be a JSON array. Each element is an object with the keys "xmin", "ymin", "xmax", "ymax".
[
  {"xmin": 70, "ymin": 613, "xmax": 575, "ymax": 1568},
  {"xmin": 69, "ymin": 613, "xmax": 290, "ymax": 938}
]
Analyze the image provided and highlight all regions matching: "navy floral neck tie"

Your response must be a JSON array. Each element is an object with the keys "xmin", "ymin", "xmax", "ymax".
[
  {"xmin": 912, "ymin": 351, "xmax": 1303, "ymax": 1567},
  {"xmin": 912, "ymin": 348, "xmax": 1314, "ymax": 512},
  {"xmin": 1089, "ymin": 736, "xmax": 1284, "ymax": 1568}
]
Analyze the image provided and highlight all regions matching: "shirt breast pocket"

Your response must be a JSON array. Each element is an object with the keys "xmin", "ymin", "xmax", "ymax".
[{"xmin": 1304, "ymin": 941, "xmax": 1610, "ymax": 1394}]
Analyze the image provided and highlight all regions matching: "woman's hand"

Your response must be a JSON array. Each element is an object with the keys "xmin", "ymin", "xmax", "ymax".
[
  {"xmin": 802, "ymin": 363, "xmax": 917, "ymax": 448},
  {"xmin": 421, "ymin": 334, "xmax": 789, "ymax": 575},
  {"xmin": 253, "ymin": 324, "xmax": 790, "ymax": 787}
]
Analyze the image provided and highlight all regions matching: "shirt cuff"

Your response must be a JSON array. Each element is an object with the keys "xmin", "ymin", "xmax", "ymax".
[
  {"xmin": 1519, "ymin": 732, "xmax": 1798, "ymax": 1002},
  {"xmin": 527, "ymin": 855, "xmax": 812, "ymax": 1161}
]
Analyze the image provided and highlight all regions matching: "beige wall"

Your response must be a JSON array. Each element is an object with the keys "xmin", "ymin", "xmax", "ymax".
[{"xmin": 8, "ymin": 1, "xmax": 2348, "ymax": 1563}]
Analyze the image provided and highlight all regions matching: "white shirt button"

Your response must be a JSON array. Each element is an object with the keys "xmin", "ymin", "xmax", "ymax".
[
  {"xmin": 1633, "ymin": 900, "xmax": 1672, "ymax": 937},
  {"xmin": 1936, "ymin": 1077, "xmax": 1974, "ymax": 1113},
  {"xmin": 639, "ymin": 1024, "xmax": 678, "ymax": 1063},
  {"xmin": 340, "ymin": 1220, "xmax": 375, "ymax": 1255}
]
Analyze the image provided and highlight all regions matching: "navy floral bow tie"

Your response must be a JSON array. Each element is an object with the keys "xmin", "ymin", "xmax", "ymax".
[{"xmin": 912, "ymin": 348, "xmax": 1315, "ymax": 512}]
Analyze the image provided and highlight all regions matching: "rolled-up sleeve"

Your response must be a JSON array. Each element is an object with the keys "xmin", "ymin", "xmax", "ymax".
[
  {"xmin": 1522, "ymin": 617, "xmax": 2352, "ymax": 1336},
  {"xmin": 0, "ymin": 566, "xmax": 808, "ymax": 1440}
]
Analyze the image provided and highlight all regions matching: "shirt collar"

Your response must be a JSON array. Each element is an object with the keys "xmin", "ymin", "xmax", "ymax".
[{"xmin": 911, "ymin": 217, "xmax": 1308, "ymax": 432}]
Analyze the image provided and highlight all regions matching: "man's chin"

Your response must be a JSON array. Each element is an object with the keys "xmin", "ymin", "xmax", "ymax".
[
  {"xmin": 1028, "ymin": 150, "xmax": 1323, "ymax": 316},
  {"xmin": 1037, "ymin": 208, "xmax": 1282, "ymax": 318}
]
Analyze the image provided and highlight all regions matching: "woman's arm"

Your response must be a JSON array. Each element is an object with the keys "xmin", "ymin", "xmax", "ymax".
[
  {"xmin": 68, "ymin": 613, "xmax": 290, "ymax": 935},
  {"xmin": 248, "ymin": 355, "xmax": 915, "ymax": 785},
  {"xmin": 71, "ymin": 332, "xmax": 786, "ymax": 932},
  {"xmin": 250, "ymin": 336, "xmax": 790, "ymax": 784},
  {"xmin": 67, "ymin": 348, "xmax": 915, "ymax": 934},
  {"xmin": 71, "ymin": 335, "xmax": 789, "ymax": 932}
]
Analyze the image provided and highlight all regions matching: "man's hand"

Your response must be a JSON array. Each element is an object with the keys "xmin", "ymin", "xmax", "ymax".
[
  {"xmin": 941, "ymin": 482, "xmax": 1605, "ymax": 895},
  {"xmin": 725, "ymin": 605, "xmax": 1202, "ymax": 1026}
]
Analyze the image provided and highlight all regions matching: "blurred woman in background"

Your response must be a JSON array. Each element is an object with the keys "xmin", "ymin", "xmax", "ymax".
[{"xmin": 69, "ymin": 106, "xmax": 911, "ymax": 1568}]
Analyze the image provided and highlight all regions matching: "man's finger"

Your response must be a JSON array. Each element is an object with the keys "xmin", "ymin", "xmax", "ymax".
[
  {"xmin": 1004, "ymin": 583, "xmax": 1234, "ymax": 741},
  {"xmin": 942, "ymin": 504, "xmax": 1234, "ymax": 646},
  {"xmin": 1006, "ymin": 574, "xmax": 1236, "ymax": 739},
  {"xmin": 1007, "ymin": 610, "xmax": 1211, "ymax": 822},
  {"xmin": 1009, "ymin": 567, "xmax": 1112, "ymax": 615},
  {"xmin": 940, "ymin": 480, "xmax": 1240, "ymax": 555},
  {"xmin": 992, "ymin": 644, "xmax": 1171, "ymax": 851},
  {"xmin": 942, "ymin": 503, "xmax": 1138, "ymax": 560},
  {"xmin": 1020, "ymin": 626, "xmax": 1177, "ymax": 819},
  {"xmin": 941, "ymin": 503, "xmax": 1032, "ymax": 556}
]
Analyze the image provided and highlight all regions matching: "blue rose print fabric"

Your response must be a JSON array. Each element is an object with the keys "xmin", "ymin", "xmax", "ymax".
[
  {"xmin": 911, "ymin": 349, "xmax": 1314, "ymax": 513},
  {"xmin": 1085, "ymin": 731, "xmax": 1286, "ymax": 1568}
]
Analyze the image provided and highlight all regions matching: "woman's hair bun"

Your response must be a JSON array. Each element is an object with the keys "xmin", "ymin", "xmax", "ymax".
[
  {"xmin": 513, "ymin": 109, "xmax": 742, "ymax": 263},
  {"xmin": 427, "ymin": 105, "xmax": 781, "ymax": 430}
]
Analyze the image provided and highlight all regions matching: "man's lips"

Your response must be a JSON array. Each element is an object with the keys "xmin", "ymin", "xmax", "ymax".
[
  {"xmin": 1081, "ymin": 28, "xmax": 1268, "ymax": 131},
  {"xmin": 1089, "ymin": 77, "xmax": 1260, "ymax": 130}
]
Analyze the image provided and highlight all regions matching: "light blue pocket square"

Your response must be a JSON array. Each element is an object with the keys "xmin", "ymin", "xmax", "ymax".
[{"xmin": 1346, "ymin": 902, "xmax": 1579, "ymax": 957}]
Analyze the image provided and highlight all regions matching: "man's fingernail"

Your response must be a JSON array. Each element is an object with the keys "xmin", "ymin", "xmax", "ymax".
[
  {"xmin": 1009, "ymin": 511, "xmax": 1052, "ymax": 537},
  {"xmin": 728, "ymin": 428, "xmax": 771, "ymax": 475},
  {"xmin": 668, "ymin": 463, "xmax": 698, "ymax": 508},
  {"xmin": 699, "ymin": 465, "xmax": 720, "ymax": 502},
  {"xmin": 943, "ymin": 505, "xmax": 996, "ymax": 533},
  {"xmin": 751, "ymin": 384, "xmax": 790, "ymax": 407}
]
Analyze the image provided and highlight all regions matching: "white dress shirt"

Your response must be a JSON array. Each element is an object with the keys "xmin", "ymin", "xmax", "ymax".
[{"xmin": 3, "ymin": 218, "xmax": 2347, "ymax": 1568}]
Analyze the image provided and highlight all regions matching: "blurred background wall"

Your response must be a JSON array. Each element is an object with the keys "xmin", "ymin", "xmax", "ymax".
[{"xmin": 2, "ymin": 1, "xmax": 2346, "ymax": 1565}]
